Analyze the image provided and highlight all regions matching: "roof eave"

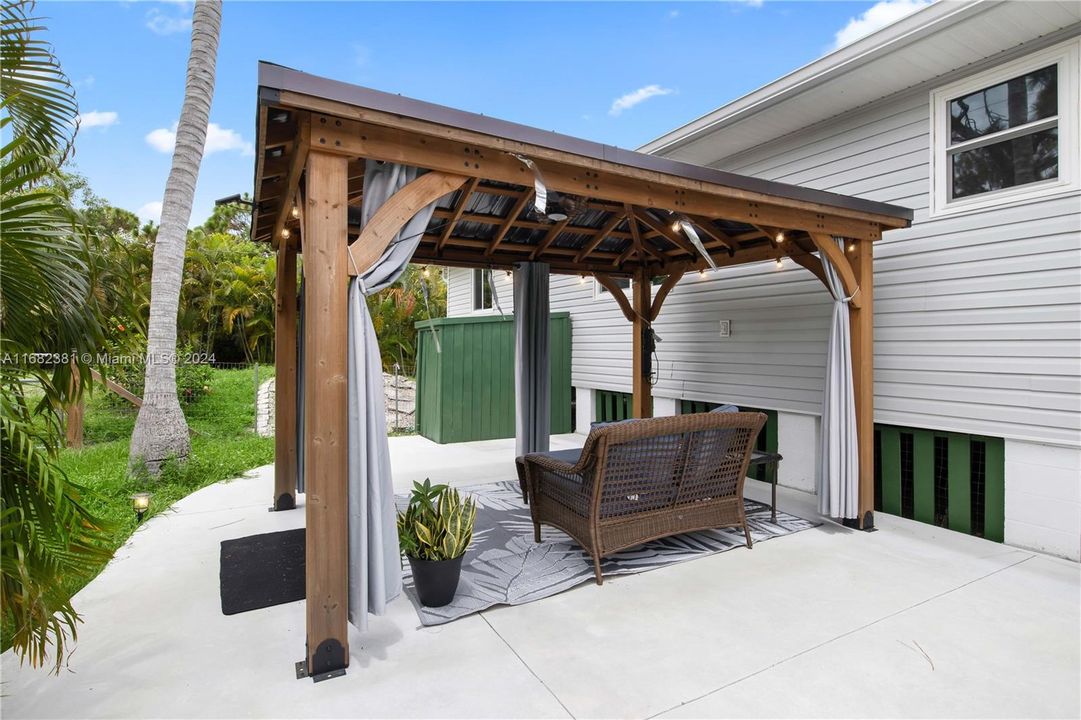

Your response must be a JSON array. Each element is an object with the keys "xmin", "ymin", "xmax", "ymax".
[{"xmin": 638, "ymin": 0, "xmax": 989, "ymax": 156}]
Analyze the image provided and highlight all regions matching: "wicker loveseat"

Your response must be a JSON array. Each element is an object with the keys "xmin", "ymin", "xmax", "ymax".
[{"xmin": 521, "ymin": 412, "xmax": 766, "ymax": 584}]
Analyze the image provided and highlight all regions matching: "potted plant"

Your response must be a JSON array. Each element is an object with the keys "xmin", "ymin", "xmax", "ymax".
[{"xmin": 397, "ymin": 479, "xmax": 477, "ymax": 607}]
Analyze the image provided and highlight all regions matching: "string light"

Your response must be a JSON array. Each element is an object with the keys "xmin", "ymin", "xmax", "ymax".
[
  {"xmin": 422, "ymin": 266, "xmax": 430, "ymax": 278},
  {"xmin": 699, "ymin": 268, "xmax": 707, "ymax": 278},
  {"xmin": 578, "ymin": 274, "xmax": 586, "ymax": 285},
  {"xmin": 671, "ymin": 220, "xmax": 682, "ymax": 233},
  {"xmin": 775, "ymin": 257, "xmax": 783, "ymax": 269},
  {"xmin": 280, "ymin": 228, "xmax": 290, "ymax": 240},
  {"xmin": 848, "ymin": 242, "xmax": 856, "ymax": 252},
  {"xmin": 290, "ymin": 205, "xmax": 300, "ymax": 219},
  {"xmin": 775, "ymin": 231, "xmax": 785, "ymax": 244}
]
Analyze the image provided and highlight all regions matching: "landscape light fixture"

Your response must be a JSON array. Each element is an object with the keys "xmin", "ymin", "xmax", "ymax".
[{"xmin": 131, "ymin": 492, "xmax": 152, "ymax": 524}]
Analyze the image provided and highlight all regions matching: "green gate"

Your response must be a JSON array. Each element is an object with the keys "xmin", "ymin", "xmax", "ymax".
[{"xmin": 415, "ymin": 313, "xmax": 572, "ymax": 443}]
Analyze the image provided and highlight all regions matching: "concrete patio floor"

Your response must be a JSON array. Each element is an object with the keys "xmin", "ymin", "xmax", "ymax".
[{"xmin": 2, "ymin": 433, "xmax": 1078, "ymax": 719}]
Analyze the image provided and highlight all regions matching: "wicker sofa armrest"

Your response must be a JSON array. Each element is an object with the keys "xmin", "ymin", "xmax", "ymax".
[{"xmin": 523, "ymin": 453, "xmax": 594, "ymax": 518}]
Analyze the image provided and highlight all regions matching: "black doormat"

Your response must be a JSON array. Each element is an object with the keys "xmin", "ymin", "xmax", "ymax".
[{"xmin": 220, "ymin": 528, "xmax": 306, "ymax": 615}]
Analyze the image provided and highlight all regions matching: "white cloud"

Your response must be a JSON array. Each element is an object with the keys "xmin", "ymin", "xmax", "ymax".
[
  {"xmin": 145, "ymin": 7, "xmax": 191, "ymax": 35},
  {"xmin": 667, "ymin": 9, "xmax": 680, "ymax": 19},
  {"xmin": 78, "ymin": 111, "xmax": 119, "ymax": 129},
  {"xmin": 145, "ymin": 122, "xmax": 255, "ymax": 156},
  {"xmin": 609, "ymin": 85, "xmax": 675, "ymax": 116},
  {"xmin": 145, "ymin": 125, "xmax": 177, "ymax": 153},
  {"xmin": 137, "ymin": 201, "xmax": 162, "ymax": 224},
  {"xmin": 832, "ymin": 0, "xmax": 932, "ymax": 49}
]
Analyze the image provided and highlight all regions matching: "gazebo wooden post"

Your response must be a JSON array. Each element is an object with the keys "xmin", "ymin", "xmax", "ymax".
[
  {"xmin": 631, "ymin": 267, "xmax": 653, "ymax": 419},
  {"xmin": 301, "ymin": 149, "xmax": 350, "ymax": 680},
  {"xmin": 272, "ymin": 240, "xmax": 298, "ymax": 511},
  {"xmin": 849, "ymin": 237, "xmax": 876, "ymax": 529}
]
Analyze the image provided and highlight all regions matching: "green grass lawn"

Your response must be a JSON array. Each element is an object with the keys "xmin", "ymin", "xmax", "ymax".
[{"xmin": 1, "ymin": 367, "xmax": 275, "ymax": 651}]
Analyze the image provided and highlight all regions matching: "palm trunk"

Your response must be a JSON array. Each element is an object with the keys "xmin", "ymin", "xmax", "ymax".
[{"xmin": 129, "ymin": 0, "xmax": 222, "ymax": 473}]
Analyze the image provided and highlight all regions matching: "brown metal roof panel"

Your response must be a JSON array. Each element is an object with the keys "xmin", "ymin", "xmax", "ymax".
[{"xmin": 256, "ymin": 62, "xmax": 913, "ymax": 225}]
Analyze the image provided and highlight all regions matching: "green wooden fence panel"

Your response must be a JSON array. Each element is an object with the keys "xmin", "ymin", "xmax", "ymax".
[
  {"xmin": 879, "ymin": 425, "xmax": 902, "ymax": 516},
  {"xmin": 947, "ymin": 433, "xmax": 971, "ymax": 534},
  {"xmin": 415, "ymin": 313, "xmax": 571, "ymax": 443},
  {"xmin": 912, "ymin": 429, "xmax": 935, "ymax": 525},
  {"xmin": 983, "ymin": 436, "xmax": 1005, "ymax": 543}
]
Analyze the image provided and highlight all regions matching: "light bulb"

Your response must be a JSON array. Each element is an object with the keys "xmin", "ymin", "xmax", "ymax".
[
  {"xmin": 775, "ymin": 257, "xmax": 783, "ymax": 269},
  {"xmin": 848, "ymin": 243, "xmax": 856, "ymax": 252},
  {"xmin": 699, "ymin": 269, "xmax": 706, "ymax": 278},
  {"xmin": 775, "ymin": 231, "xmax": 785, "ymax": 243},
  {"xmin": 672, "ymin": 220, "xmax": 682, "ymax": 233},
  {"xmin": 422, "ymin": 266, "xmax": 430, "ymax": 278},
  {"xmin": 280, "ymin": 228, "xmax": 290, "ymax": 240},
  {"xmin": 578, "ymin": 275, "xmax": 586, "ymax": 285},
  {"xmin": 290, "ymin": 205, "xmax": 300, "ymax": 219}
]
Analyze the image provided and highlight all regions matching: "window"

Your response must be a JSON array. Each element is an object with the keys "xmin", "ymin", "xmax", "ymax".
[
  {"xmin": 593, "ymin": 276, "xmax": 631, "ymax": 300},
  {"xmin": 471, "ymin": 268, "xmax": 493, "ymax": 311},
  {"xmin": 930, "ymin": 39, "xmax": 1078, "ymax": 216}
]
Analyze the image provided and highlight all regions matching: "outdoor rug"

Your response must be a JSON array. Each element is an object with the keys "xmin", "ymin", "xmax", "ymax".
[
  {"xmin": 402, "ymin": 480, "xmax": 818, "ymax": 626},
  {"xmin": 220, "ymin": 528, "xmax": 305, "ymax": 615}
]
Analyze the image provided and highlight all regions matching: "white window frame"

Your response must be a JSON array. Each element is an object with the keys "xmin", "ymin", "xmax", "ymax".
[
  {"xmin": 929, "ymin": 38, "xmax": 1080, "ymax": 218},
  {"xmin": 471, "ymin": 268, "xmax": 494, "ymax": 313},
  {"xmin": 592, "ymin": 276, "xmax": 632, "ymax": 301}
]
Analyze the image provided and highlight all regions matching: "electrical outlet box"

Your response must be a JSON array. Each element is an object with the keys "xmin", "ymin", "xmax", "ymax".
[{"xmin": 719, "ymin": 320, "xmax": 731, "ymax": 338}]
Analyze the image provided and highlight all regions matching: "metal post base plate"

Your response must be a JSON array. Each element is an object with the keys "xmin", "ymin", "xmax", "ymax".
[{"xmin": 295, "ymin": 660, "xmax": 347, "ymax": 683}]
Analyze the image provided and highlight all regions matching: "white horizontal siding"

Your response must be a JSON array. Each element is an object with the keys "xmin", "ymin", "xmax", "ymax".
[
  {"xmin": 445, "ymin": 267, "xmax": 515, "ymax": 317},
  {"xmin": 443, "ymin": 34, "xmax": 1081, "ymax": 448},
  {"xmin": 445, "ymin": 267, "xmax": 471, "ymax": 317},
  {"xmin": 702, "ymin": 43, "xmax": 1081, "ymax": 446}
]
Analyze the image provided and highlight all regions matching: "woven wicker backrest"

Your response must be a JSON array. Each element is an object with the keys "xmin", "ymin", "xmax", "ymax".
[{"xmin": 582, "ymin": 413, "xmax": 766, "ymax": 519}]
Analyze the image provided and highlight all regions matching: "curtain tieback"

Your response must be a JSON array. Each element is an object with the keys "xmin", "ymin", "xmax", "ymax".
[
  {"xmin": 347, "ymin": 249, "xmax": 371, "ymax": 295},
  {"xmin": 837, "ymin": 286, "xmax": 859, "ymax": 304}
]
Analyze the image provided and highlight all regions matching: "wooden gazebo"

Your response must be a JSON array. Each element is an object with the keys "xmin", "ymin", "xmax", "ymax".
[{"xmin": 250, "ymin": 62, "xmax": 912, "ymax": 679}]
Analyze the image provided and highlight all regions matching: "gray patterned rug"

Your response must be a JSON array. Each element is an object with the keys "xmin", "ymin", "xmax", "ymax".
[{"xmin": 400, "ymin": 480, "xmax": 818, "ymax": 626}]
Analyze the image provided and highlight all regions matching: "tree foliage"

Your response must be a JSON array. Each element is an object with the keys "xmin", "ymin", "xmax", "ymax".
[{"xmin": 0, "ymin": 0, "xmax": 112, "ymax": 673}]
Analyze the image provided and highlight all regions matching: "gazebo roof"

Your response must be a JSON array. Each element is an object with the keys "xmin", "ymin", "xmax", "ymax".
[{"xmin": 251, "ymin": 62, "xmax": 912, "ymax": 277}]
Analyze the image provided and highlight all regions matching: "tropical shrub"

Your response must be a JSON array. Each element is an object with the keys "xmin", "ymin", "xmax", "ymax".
[{"xmin": 1, "ymin": 0, "xmax": 113, "ymax": 673}]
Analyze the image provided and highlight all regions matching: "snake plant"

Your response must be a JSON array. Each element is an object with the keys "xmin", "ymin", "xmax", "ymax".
[{"xmin": 397, "ymin": 479, "xmax": 477, "ymax": 561}]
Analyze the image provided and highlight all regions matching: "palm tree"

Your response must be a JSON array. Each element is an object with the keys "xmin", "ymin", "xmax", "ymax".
[
  {"xmin": 129, "ymin": 0, "xmax": 222, "ymax": 472},
  {"xmin": 1, "ymin": 0, "xmax": 112, "ymax": 672}
]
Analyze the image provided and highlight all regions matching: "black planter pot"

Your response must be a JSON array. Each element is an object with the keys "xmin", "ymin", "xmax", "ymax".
[{"xmin": 407, "ymin": 554, "xmax": 464, "ymax": 607}]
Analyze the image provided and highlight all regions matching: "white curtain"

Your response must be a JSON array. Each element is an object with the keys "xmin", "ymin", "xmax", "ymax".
[
  {"xmin": 347, "ymin": 161, "xmax": 439, "ymax": 630},
  {"xmin": 817, "ymin": 237, "xmax": 859, "ymax": 521},
  {"xmin": 513, "ymin": 262, "xmax": 550, "ymax": 457}
]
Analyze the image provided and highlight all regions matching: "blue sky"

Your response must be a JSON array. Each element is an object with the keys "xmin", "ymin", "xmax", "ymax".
[{"xmin": 45, "ymin": 0, "xmax": 929, "ymax": 226}]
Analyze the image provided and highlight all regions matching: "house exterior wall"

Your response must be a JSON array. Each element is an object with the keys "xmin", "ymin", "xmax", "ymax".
[{"xmin": 444, "ymin": 33, "xmax": 1081, "ymax": 559}]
